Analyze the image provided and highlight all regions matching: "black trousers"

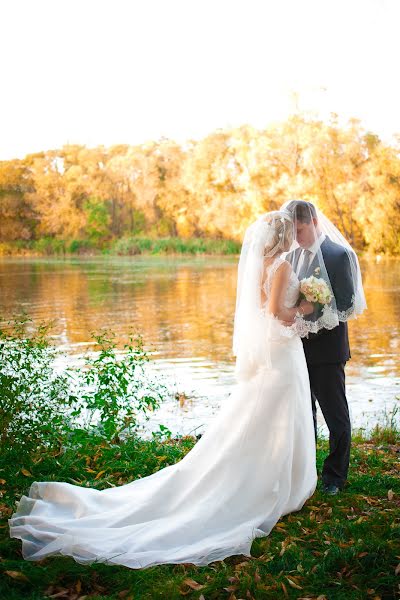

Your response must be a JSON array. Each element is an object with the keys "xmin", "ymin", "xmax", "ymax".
[{"xmin": 307, "ymin": 362, "xmax": 351, "ymax": 489}]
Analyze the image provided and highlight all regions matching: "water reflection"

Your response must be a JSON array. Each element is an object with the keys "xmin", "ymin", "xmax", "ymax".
[{"xmin": 0, "ymin": 255, "xmax": 399, "ymax": 436}]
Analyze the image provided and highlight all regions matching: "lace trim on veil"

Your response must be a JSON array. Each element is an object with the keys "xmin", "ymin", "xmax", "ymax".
[
  {"xmin": 293, "ymin": 293, "xmax": 359, "ymax": 337},
  {"xmin": 261, "ymin": 256, "xmax": 298, "ymax": 340},
  {"xmin": 262, "ymin": 258, "xmax": 360, "ymax": 339},
  {"xmin": 261, "ymin": 255, "xmax": 286, "ymax": 298}
]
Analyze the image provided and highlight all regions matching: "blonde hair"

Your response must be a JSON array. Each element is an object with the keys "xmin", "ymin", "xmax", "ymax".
[{"xmin": 263, "ymin": 215, "xmax": 293, "ymax": 257}]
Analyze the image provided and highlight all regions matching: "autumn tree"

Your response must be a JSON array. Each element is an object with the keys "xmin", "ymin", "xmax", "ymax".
[
  {"xmin": 1, "ymin": 114, "xmax": 400, "ymax": 254},
  {"xmin": 0, "ymin": 159, "xmax": 35, "ymax": 241}
]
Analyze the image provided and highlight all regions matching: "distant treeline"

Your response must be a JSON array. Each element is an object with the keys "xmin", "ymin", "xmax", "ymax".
[{"xmin": 1, "ymin": 114, "xmax": 399, "ymax": 255}]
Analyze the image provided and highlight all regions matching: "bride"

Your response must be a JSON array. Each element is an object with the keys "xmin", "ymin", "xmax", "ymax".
[{"xmin": 8, "ymin": 209, "xmax": 318, "ymax": 569}]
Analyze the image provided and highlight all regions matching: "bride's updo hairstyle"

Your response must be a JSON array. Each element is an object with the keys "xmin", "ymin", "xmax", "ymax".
[{"xmin": 261, "ymin": 210, "xmax": 294, "ymax": 258}]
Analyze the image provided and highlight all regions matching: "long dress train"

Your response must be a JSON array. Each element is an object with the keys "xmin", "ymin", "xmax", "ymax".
[{"xmin": 8, "ymin": 257, "xmax": 317, "ymax": 568}]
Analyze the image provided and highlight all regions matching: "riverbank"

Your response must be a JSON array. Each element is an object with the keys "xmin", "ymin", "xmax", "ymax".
[
  {"xmin": 0, "ymin": 237, "xmax": 393, "ymax": 260},
  {"xmin": 1, "ymin": 426, "xmax": 399, "ymax": 600},
  {"xmin": 0, "ymin": 237, "xmax": 241, "ymax": 257}
]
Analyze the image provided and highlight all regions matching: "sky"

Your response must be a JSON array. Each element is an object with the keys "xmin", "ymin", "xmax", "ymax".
[{"xmin": 1, "ymin": 0, "xmax": 399, "ymax": 160}]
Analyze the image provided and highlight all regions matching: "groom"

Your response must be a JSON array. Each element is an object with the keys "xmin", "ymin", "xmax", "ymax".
[{"xmin": 284, "ymin": 200, "xmax": 355, "ymax": 496}]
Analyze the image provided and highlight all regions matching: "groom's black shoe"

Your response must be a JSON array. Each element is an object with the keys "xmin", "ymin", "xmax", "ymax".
[{"xmin": 322, "ymin": 482, "xmax": 341, "ymax": 496}]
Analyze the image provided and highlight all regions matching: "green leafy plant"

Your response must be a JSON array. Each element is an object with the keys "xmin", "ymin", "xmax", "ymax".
[
  {"xmin": 67, "ymin": 329, "xmax": 168, "ymax": 443},
  {"xmin": 0, "ymin": 314, "xmax": 73, "ymax": 462},
  {"xmin": 0, "ymin": 315, "xmax": 169, "ymax": 465}
]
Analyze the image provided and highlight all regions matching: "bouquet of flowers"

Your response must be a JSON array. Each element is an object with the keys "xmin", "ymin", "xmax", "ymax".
[{"xmin": 299, "ymin": 272, "xmax": 332, "ymax": 310}]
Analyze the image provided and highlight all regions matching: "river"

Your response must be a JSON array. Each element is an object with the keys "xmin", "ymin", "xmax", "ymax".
[{"xmin": 0, "ymin": 255, "xmax": 399, "ymax": 437}]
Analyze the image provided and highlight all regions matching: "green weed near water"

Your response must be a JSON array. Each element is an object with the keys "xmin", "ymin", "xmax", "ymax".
[
  {"xmin": 0, "ymin": 236, "xmax": 241, "ymax": 257},
  {"xmin": 0, "ymin": 317, "xmax": 399, "ymax": 599},
  {"xmin": 111, "ymin": 236, "xmax": 241, "ymax": 256}
]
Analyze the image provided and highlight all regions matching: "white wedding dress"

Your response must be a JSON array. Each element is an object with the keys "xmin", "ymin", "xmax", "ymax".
[{"xmin": 9, "ymin": 256, "xmax": 317, "ymax": 569}]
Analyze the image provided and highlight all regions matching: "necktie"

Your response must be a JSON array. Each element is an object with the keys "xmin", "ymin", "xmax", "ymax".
[{"xmin": 298, "ymin": 249, "xmax": 312, "ymax": 280}]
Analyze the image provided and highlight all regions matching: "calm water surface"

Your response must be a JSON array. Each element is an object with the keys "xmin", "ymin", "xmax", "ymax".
[{"xmin": 1, "ymin": 256, "xmax": 399, "ymax": 436}]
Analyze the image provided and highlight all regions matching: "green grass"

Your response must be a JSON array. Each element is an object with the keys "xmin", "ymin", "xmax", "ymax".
[
  {"xmin": 1, "ymin": 429, "xmax": 399, "ymax": 600},
  {"xmin": 0, "ymin": 236, "xmax": 241, "ymax": 257},
  {"xmin": 1, "ymin": 318, "xmax": 399, "ymax": 598},
  {"xmin": 111, "ymin": 236, "xmax": 241, "ymax": 256}
]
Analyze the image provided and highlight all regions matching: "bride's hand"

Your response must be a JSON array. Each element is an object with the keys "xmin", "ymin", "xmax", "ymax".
[
  {"xmin": 299, "ymin": 299, "xmax": 314, "ymax": 315},
  {"xmin": 280, "ymin": 316, "xmax": 295, "ymax": 327},
  {"xmin": 281, "ymin": 321, "xmax": 295, "ymax": 327}
]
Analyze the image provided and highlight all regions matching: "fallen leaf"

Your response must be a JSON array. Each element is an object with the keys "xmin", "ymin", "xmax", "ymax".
[
  {"xmin": 44, "ymin": 585, "xmax": 55, "ymax": 595},
  {"xmin": 182, "ymin": 578, "xmax": 205, "ymax": 590},
  {"xmin": 388, "ymin": 489, "xmax": 394, "ymax": 501},
  {"xmin": 4, "ymin": 570, "xmax": 30, "ymax": 582},
  {"xmin": 95, "ymin": 470, "xmax": 107, "ymax": 480},
  {"xmin": 21, "ymin": 468, "xmax": 32, "ymax": 477},
  {"xmin": 281, "ymin": 582, "xmax": 289, "ymax": 597},
  {"xmin": 286, "ymin": 577, "xmax": 302, "ymax": 589},
  {"xmin": 178, "ymin": 588, "xmax": 191, "ymax": 597},
  {"xmin": 354, "ymin": 516, "xmax": 364, "ymax": 524},
  {"xmin": 235, "ymin": 561, "xmax": 250, "ymax": 570}
]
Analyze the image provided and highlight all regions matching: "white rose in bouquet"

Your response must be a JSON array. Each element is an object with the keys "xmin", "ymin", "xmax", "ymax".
[{"xmin": 299, "ymin": 275, "xmax": 332, "ymax": 307}]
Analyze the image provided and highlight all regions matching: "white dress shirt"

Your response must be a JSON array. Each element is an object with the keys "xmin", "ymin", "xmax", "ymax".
[{"xmin": 296, "ymin": 232, "xmax": 326, "ymax": 276}]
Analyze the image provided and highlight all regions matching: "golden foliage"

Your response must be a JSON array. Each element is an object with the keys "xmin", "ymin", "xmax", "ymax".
[{"xmin": 1, "ymin": 115, "xmax": 399, "ymax": 253}]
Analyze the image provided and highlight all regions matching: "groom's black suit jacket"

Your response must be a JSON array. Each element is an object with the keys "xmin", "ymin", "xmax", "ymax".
[{"xmin": 287, "ymin": 236, "xmax": 355, "ymax": 366}]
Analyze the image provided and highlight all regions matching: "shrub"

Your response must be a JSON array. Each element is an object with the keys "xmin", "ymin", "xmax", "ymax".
[
  {"xmin": 32, "ymin": 237, "xmax": 66, "ymax": 255},
  {"xmin": 0, "ymin": 315, "xmax": 72, "ymax": 462},
  {"xmin": 0, "ymin": 315, "xmax": 169, "ymax": 466},
  {"xmin": 111, "ymin": 236, "xmax": 241, "ymax": 255},
  {"xmin": 67, "ymin": 239, "xmax": 95, "ymax": 253},
  {"xmin": 67, "ymin": 329, "xmax": 168, "ymax": 443}
]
